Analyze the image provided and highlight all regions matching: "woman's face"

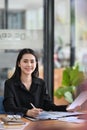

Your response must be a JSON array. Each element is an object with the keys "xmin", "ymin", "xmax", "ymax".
[{"xmin": 18, "ymin": 53, "xmax": 37, "ymax": 76}]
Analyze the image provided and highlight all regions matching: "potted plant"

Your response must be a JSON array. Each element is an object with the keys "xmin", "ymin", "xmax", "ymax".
[{"xmin": 54, "ymin": 64, "xmax": 85, "ymax": 103}]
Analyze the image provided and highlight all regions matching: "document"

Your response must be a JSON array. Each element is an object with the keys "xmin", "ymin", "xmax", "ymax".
[
  {"xmin": 36, "ymin": 111, "xmax": 58, "ymax": 120},
  {"xmin": 66, "ymin": 91, "xmax": 87, "ymax": 111},
  {"xmin": 24, "ymin": 111, "xmax": 58, "ymax": 121},
  {"xmin": 58, "ymin": 116, "xmax": 86, "ymax": 123},
  {"xmin": 24, "ymin": 111, "xmax": 85, "ymax": 121}
]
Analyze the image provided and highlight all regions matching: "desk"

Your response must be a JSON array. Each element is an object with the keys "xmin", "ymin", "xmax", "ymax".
[
  {"xmin": 0, "ymin": 115, "xmax": 86, "ymax": 130},
  {"xmin": 23, "ymin": 117, "xmax": 86, "ymax": 130}
]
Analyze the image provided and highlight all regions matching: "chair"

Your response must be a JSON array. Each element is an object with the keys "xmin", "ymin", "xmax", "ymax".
[{"xmin": 0, "ymin": 96, "xmax": 6, "ymax": 114}]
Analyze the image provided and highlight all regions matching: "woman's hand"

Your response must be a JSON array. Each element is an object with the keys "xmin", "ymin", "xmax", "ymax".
[{"xmin": 26, "ymin": 108, "xmax": 43, "ymax": 118}]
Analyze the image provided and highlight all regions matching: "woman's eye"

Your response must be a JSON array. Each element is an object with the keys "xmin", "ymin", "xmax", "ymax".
[
  {"xmin": 31, "ymin": 60, "xmax": 35, "ymax": 63},
  {"xmin": 23, "ymin": 60, "xmax": 28, "ymax": 63},
  {"xmin": 23, "ymin": 60, "xmax": 35, "ymax": 64}
]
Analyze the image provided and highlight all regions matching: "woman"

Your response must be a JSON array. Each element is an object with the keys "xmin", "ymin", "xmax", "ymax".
[{"xmin": 3, "ymin": 48, "xmax": 67, "ymax": 118}]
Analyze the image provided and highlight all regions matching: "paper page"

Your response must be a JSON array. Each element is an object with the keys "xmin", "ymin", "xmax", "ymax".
[
  {"xmin": 36, "ymin": 111, "xmax": 58, "ymax": 120},
  {"xmin": 58, "ymin": 116, "xmax": 85, "ymax": 123},
  {"xmin": 48, "ymin": 111, "xmax": 85, "ymax": 117},
  {"xmin": 31, "ymin": 111, "xmax": 85, "ymax": 120},
  {"xmin": 67, "ymin": 91, "xmax": 87, "ymax": 111},
  {"xmin": 24, "ymin": 111, "xmax": 85, "ymax": 121}
]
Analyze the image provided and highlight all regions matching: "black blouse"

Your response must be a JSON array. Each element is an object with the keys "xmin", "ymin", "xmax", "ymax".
[{"xmin": 3, "ymin": 77, "xmax": 67, "ymax": 115}]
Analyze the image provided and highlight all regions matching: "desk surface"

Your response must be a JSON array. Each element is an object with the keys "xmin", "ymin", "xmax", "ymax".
[
  {"xmin": 0, "ymin": 114, "xmax": 86, "ymax": 130},
  {"xmin": 24, "ymin": 119, "xmax": 87, "ymax": 130}
]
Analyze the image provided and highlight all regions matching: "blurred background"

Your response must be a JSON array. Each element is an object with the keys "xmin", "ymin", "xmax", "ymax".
[{"xmin": 0, "ymin": 0, "xmax": 87, "ymax": 105}]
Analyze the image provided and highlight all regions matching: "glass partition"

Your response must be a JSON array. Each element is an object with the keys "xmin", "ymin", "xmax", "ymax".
[
  {"xmin": 54, "ymin": 0, "xmax": 70, "ymax": 68},
  {"xmin": 54, "ymin": 0, "xmax": 87, "ymax": 105},
  {"xmin": 54, "ymin": 0, "xmax": 71, "ymax": 105},
  {"xmin": 0, "ymin": 0, "xmax": 43, "ymax": 95},
  {"xmin": 75, "ymin": 0, "xmax": 87, "ymax": 72}
]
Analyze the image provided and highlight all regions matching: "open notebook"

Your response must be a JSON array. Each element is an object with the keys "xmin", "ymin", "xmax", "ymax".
[{"xmin": 24, "ymin": 111, "xmax": 85, "ymax": 121}]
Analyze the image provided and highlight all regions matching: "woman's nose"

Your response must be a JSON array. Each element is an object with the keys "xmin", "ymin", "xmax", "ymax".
[{"xmin": 27, "ymin": 62, "xmax": 32, "ymax": 66}]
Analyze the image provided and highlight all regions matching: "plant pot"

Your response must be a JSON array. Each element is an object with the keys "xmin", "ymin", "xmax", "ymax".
[{"xmin": 54, "ymin": 96, "xmax": 69, "ymax": 105}]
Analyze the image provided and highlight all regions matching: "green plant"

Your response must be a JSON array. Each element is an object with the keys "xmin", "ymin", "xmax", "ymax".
[{"xmin": 54, "ymin": 64, "xmax": 85, "ymax": 103}]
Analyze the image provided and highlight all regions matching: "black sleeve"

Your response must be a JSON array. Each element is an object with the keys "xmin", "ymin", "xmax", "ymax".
[
  {"xmin": 42, "ymin": 82, "xmax": 67, "ymax": 111},
  {"xmin": 3, "ymin": 80, "xmax": 28, "ymax": 115}
]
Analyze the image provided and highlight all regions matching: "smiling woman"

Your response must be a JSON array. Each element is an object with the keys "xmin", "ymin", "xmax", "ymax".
[
  {"xmin": 18, "ymin": 53, "xmax": 37, "ymax": 90},
  {"xmin": 3, "ymin": 48, "xmax": 67, "ymax": 118}
]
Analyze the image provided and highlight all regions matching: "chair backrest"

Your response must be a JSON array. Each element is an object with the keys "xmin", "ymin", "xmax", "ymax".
[{"xmin": 0, "ymin": 96, "xmax": 5, "ymax": 114}]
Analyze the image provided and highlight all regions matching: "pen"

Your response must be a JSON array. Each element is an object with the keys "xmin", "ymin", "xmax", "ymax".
[{"xmin": 30, "ymin": 103, "xmax": 36, "ymax": 108}]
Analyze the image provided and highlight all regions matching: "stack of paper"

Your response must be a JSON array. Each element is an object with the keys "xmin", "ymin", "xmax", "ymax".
[{"xmin": 24, "ymin": 111, "xmax": 85, "ymax": 121}]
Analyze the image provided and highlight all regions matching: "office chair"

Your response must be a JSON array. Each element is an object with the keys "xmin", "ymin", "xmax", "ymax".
[{"xmin": 0, "ymin": 96, "xmax": 5, "ymax": 114}]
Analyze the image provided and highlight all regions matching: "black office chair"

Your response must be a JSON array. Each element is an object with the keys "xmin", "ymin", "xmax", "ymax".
[{"xmin": 0, "ymin": 96, "xmax": 5, "ymax": 114}]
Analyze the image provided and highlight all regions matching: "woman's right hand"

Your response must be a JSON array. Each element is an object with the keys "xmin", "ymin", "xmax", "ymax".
[{"xmin": 26, "ymin": 108, "xmax": 43, "ymax": 118}]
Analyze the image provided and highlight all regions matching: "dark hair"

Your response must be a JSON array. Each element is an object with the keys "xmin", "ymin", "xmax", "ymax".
[{"xmin": 11, "ymin": 48, "xmax": 39, "ymax": 80}]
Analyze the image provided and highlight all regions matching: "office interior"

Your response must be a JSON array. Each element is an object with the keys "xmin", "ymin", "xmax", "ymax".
[{"xmin": 0, "ymin": 0, "xmax": 87, "ymax": 105}]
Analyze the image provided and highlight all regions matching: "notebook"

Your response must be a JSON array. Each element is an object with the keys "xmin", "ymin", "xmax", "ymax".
[{"xmin": 24, "ymin": 111, "xmax": 85, "ymax": 121}]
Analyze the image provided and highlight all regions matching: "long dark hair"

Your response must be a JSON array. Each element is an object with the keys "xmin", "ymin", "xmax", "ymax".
[{"xmin": 11, "ymin": 48, "xmax": 39, "ymax": 80}]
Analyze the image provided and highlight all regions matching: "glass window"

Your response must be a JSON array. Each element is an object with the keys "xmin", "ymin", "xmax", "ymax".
[
  {"xmin": 75, "ymin": 0, "xmax": 87, "ymax": 72},
  {"xmin": 54, "ymin": 0, "xmax": 70, "ymax": 68},
  {"xmin": 0, "ymin": 0, "xmax": 43, "ymax": 95},
  {"xmin": 54, "ymin": 0, "xmax": 70, "ymax": 105}
]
